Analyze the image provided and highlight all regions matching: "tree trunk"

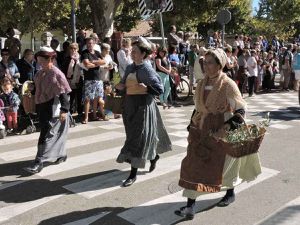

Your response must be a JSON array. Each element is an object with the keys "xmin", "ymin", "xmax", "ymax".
[{"xmin": 88, "ymin": 0, "xmax": 122, "ymax": 39}]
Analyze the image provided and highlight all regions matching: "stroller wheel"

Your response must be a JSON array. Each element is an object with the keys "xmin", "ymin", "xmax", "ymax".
[
  {"xmin": 0, "ymin": 129, "xmax": 6, "ymax": 139},
  {"xmin": 26, "ymin": 126, "xmax": 35, "ymax": 134},
  {"xmin": 32, "ymin": 125, "xmax": 37, "ymax": 133}
]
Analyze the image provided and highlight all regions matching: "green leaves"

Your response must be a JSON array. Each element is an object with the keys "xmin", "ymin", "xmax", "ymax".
[
  {"xmin": 211, "ymin": 112, "xmax": 270, "ymax": 146},
  {"xmin": 149, "ymin": 0, "xmax": 252, "ymax": 37},
  {"xmin": 255, "ymin": 0, "xmax": 300, "ymax": 39},
  {"xmin": 0, "ymin": 0, "xmax": 71, "ymax": 35}
]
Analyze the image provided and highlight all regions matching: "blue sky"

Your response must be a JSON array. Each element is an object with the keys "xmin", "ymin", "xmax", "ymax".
[{"xmin": 252, "ymin": 0, "xmax": 259, "ymax": 14}]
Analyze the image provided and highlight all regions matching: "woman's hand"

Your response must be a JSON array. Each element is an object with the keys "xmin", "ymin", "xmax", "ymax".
[
  {"xmin": 115, "ymin": 83, "xmax": 125, "ymax": 90},
  {"xmin": 137, "ymin": 83, "xmax": 147, "ymax": 92},
  {"xmin": 59, "ymin": 111, "xmax": 67, "ymax": 122}
]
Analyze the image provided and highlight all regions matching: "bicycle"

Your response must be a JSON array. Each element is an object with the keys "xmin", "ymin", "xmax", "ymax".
[{"xmin": 170, "ymin": 65, "xmax": 192, "ymax": 101}]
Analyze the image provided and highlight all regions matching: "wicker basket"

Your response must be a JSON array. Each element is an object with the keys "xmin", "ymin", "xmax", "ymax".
[
  {"xmin": 213, "ymin": 119, "xmax": 267, "ymax": 158},
  {"xmin": 218, "ymin": 127, "xmax": 266, "ymax": 157}
]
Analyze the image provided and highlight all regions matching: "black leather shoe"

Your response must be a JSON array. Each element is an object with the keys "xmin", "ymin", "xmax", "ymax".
[
  {"xmin": 54, "ymin": 156, "xmax": 67, "ymax": 165},
  {"xmin": 217, "ymin": 194, "xmax": 235, "ymax": 207},
  {"xmin": 25, "ymin": 162, "xmax": 43, "ymax": 174},
  {"xmin": 174, "ymin": 206, "xmax": 194, "ymax": 220},
  {"xmin": 123, "ymin": 177, "xmax": 137, "ymax": 187},
  {"xmin": 149, "ymin": 155, "xmax": 160, "ymax": 172}
]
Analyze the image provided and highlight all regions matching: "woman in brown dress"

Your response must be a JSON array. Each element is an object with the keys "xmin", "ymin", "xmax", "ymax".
[{"xmin": 175, "ymin": 49, "xmax": 261, "ymax": 220}]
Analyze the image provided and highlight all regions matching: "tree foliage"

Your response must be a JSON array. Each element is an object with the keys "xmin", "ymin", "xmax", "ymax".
[
  {"xmin": 114, "ymin": 0, "xmax": 141, "ymax": 32},
  {"xmin": 0, "ymin": 0, "xmax": 300, "ymax": 41},
  {"xmin": 255, "ymin": 0, "xmax": 300, "ymax": 40},
  {"xmin": 150, "ymin": 0, "xmax": 252, "ymax": 38},
  {"xmin": 0, "ymin": 0, "xmax": 71, "ymax": 36}
]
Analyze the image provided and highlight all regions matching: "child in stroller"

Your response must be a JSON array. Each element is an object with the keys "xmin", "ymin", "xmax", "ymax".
[
  {"xmin": 19, "ymin": 80, "xmax": 38, "ymax": 134},
  {"xmin": 20, "ymin": 81, "xmax": 75, "ymax": 133}
]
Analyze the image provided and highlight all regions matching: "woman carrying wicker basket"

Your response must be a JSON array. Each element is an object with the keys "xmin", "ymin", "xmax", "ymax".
[{"xmin": 175, "ymin": 48, "xmax": 262, "ymax": 220}]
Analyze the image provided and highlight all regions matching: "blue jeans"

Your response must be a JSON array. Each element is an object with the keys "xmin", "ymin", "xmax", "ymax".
[{"xmin": 158, "ymin": 72, "xmax": 171, "ymax": 104}]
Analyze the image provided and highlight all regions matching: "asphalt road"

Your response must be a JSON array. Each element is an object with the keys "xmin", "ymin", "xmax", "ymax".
[{"xmin": 0, "ymin": 91, "xmax": 299, "ymax": 225}]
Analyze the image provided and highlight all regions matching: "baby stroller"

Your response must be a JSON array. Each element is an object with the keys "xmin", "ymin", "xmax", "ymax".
[
  {"xmin": 0, "ymin": 99, "xmax": 6, "ymax": 139},
  {"xmin": 19, "ymin": 81, "xmax": 39, "ymax": 134},
  {"xmin": 19, "ymin": 81, "xmax": 76, "ymax": 132}
]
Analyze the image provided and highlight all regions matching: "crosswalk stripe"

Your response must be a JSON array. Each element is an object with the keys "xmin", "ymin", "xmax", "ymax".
[
  {"xmin": 165, "ymin": 108, "xmax": 185, "ymax": 113},
  {"xmin": 165, "ymin": 118, "xmax": 189, "ymax": 124},
  {"xmin": 169, "ymin": 131, "xmax": 188, "ymax": 138},
  {"xmin": 165, "ymin": 113, "xmax": 186, "ymax": 118},
  {"xmin": 0, "ymin": 180, "xmax": 26, "ymax": 191},
  {"xmin": 98, "ymin": 124, "xmax": 124, "ymax": 130},
  {"xmin": 0, "ymin": 131, "xmax": 125, "ymax": 161},
  {"xmin": 118, "ymin": 167, "xmax": 279, "ymax": 225},
  {"xmin": 255, "ymin": 196, "xmax": 300, "ymax": 225},
  {"xmin": 37, "ymin": 146, "xmax": 122, "ymax": 177},
  {"xmin": 0, "ymin": 124, "xmax": 96, "ymax": 146},
  {"xmin": 0, "ymin": 194, "xmax": 63, "ymax": 223},
  {"xmin": 172, "ymin": 139, "xmax": 188, "ymax": 148},
  {"xmin": 63, "ymin": 153, "xmax": 186, "ymax": 199},
  {"xmin": 167, "ymin": 124, "xmax": 188, "ymax": 130},
  {"xmin": 0, "ymin": 125, "xmax": 97, "ymax": 146},
  {"xmin": 62, "ymin": 212, "xmax": 110, "ymax": 225}
]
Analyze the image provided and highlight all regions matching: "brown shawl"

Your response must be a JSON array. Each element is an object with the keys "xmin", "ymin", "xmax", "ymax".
[{"xmin": 34, "ymin": 66, "xmax": 71, "ymax": 104}]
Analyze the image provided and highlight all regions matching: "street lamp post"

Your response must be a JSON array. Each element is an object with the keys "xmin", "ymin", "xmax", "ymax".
[
  {"xmin": 159, "ymin": 12, "xmax": 166, "ymax": 48},
  {"xmin": 71, "ymin": 0, "xmax": 76, "ymax": 42}
]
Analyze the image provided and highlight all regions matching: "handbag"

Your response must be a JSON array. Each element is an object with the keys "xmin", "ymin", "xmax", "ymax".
[{"xmin": 104, "ymin": 94, "xmax": 124, "ymax": 114}]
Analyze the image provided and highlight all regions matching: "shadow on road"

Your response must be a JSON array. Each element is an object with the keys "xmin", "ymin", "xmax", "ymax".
[
  {"xmin": 37, "ymin": 199, "xmax": 221, "ymax": 225},
  {"xmin": 251, "ymin": 106, "xmax": 300, "ymax": 122},
  {"xmin": 0, "ymin": 162, "xmax": 147, "ymax": 204}
]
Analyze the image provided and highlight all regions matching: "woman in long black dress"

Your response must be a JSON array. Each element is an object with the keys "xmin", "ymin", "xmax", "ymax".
[
  {"xmin": 25, "ymin": 46, "xmax": 71, "ymax": 174},
  {"xmin": 116, "ymin": 38, "xmax": 172, "ymax": 187}
]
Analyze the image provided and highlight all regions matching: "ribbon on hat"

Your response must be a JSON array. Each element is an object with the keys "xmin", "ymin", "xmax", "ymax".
[
  {"xmin": 40, "ymin": 46, "xmax": 55, "ymax": 53},
  {"xmin": 138, "ymin": 36, "xmax": 152, "ymax": 49}
]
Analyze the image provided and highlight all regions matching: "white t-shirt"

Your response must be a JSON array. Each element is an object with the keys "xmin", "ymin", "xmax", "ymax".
[
  {"xmin": 239, "ymin": 40, "xmax": 245, "ymax": 49},
  {"xmin": 117, "ymin": 48, "xmax": 133, "ymax": 78},
  {"xmin": 99, "ymin": 54, "xmax": 113, "ymax": 81},
  {"xmin": 194, "ymin": 55, "xmax": 205, "ymax": 81},
  {"xmin": 233, "ymin": 40, "xmax": 240, "ymax": 48},
  {"xmin": 247, "ymin": 56, "xmax": 258, "ymax": 77}
]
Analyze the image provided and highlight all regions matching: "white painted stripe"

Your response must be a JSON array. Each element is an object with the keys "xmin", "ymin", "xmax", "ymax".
[
  {"xmin": 98, "ymin": 124, "xmax": 124, "ymax": 130},
  {"xmin": 0, "ymin": 180, "xmax": 26, "ymax": 191},
  {"xmin": 118, "ymin": 167, "xmax": 279, "ymax": 225},
  {"xmin": 102, "ymin": 119, "xmax": 123, "ymax": 123},
  {"xmin": 269, "ymin": 124, "xmax": 293, "ymax": 129},
  {"xmin": 165, "ymin": 113, "xmax": 186, "ymax": 118},
  {"xmin": 0, "ymin": 194, "xmax": 63, "ymax": 223},
  {"xmin": 0, "ymin": 131, "xmax": 125, "ymax": 161},
  {"xmin": 164, "ymin": 108, "xmax": 185, "ymax": 113},
  {"xmin": 63, "ymin": 153, "xmax": 186, "ymax": 199},
  {"xmin": 62, "ymin": 212, "xmax": 110, "ymax": 225},
  {"xmin": 0, "ymin": 124, "xmax": 96, "ymax": 146},
  {"xmin": 172, "ymin": 139, "xmax": 188, "ymax": 148},
  {"xmin": 37, "ymin": 146, "xmax": 121, "ymax": 177},
  {"xmin": 255, "ymin": 196, "xmax": 300, "ymax": 225},
  {"xmin": 169, "ymin": 131, "xmax": 189, "ymax": 138},
  {"xmin": 167, "ymin": 124, "xmax": 188, "ymax": 130},
  {"xmin": 165, "ymin": 118, "xmax": 189, "ymax": 124}
]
